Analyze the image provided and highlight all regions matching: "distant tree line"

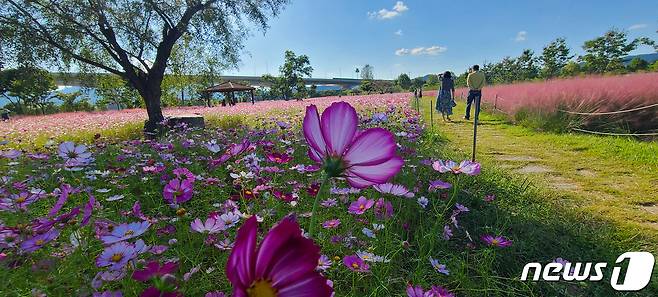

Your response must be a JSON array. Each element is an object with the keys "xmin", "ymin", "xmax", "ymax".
[{"xmin": 464, "ymin": 29, "xmax": 657, "ymax": 87}]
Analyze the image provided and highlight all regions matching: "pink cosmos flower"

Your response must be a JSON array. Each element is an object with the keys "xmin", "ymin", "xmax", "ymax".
[
  {"xmin": 266, "ymin": 152, "xmax": 293, "ymax": 164},
  {"xmin": 226, "ymin": 216, "xmax": 333, "ymax": 297},
  {"xmin": 374, "ymin": 183, "xmax": 415, "ymax": 198},
  {"xmin": 374, "ymin": 198, "xmax": 394, "ymax": 219},
  {"xmin": 190, "ymin": 217, "xmax": 226, "ymax": 234},
  {"xmin": 322, "ymin": 219, "xmax": 341, "ymax": 229},
  {"xmin": 163, "ymin": 178, "xmax": 193, "ymax": 205},
  {"xmin": 303, "ymin": 102, "xmax": 403, "ymax": 188},
  {"xmin": 348, "ymin": 196, "xmax": 375, "ymax": 215},
  {"xmin": 481, "ymin": 234, "xmax": 513, "ymax": 248},
  {"xmin": 432, "ymin": 160, "xmax": 481, "ymax": 175},
  {"xmin": 343, "ymin": 255, "xmax": 370, "ymax": 272}
]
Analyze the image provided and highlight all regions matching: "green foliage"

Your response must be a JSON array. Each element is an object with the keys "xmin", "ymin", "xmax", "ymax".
[
  {"xmin": 580, "ymin": 29, "xmax": 655, "ymax": 73},
  {"xmin": 411, "ymin": 77, "xmax": 425, "ymax": 89},
  {"xmin": 627, "ymin": 57, "xmax": 649, "ymax": 72},
  {"xmin": 651, "ymin": 61, "xmax": 658, "ymax": 72},
  {"xmin": 396, "ymin": 73, "xmax": 412, "ymax": 90},
  {"xmin": 1, "ymin": 67, "xmax": 56, "ymax": 114},
  {"xmin": 360, "ymin": 64, "xmax": 374, "ymax": 80},
  {"xmin": 425, "ymin": 74, "xmax": 439, "ymax": 86},
  {"xmin": 55, "ymin": 91, "xmax": 95, "ymax": 112},
  {"xmin": 95, "ymin": 74, "xmax": 141, "ymax": 110},
  {"xmin": 560, "ymin": 61, "xmax": 581, "ymax": 77},
  {"xmin": 540, "ymin": 38, "xmax": 573, "ymax": 79},
  {"xmin": 262, "ymin": 50, "xmax": 313, "ymax": 100}
]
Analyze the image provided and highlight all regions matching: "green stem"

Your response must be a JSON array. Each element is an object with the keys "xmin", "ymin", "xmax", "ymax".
[{"xmin": 308, "ymin": 175, "xmax": 330, "ymax": 238}]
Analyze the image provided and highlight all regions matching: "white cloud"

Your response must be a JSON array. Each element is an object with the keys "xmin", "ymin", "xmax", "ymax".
[
  {"xmin": 394, "ymin": 29, "xmax": 403, "ymax": 36},
  {"xmin": 628, "ymin": 24, "xmax": 648, "ymax": 30},
  {"xmin": 368, "ymin": 1, "xmax": 408, "ymax": 20},
  {"xmin": 514, "ymin": 31, "xmax": 527, "ymax": 42},
  {"xmin": 395, "ymin": 46, "xmax": 447, "ymax": 56}
]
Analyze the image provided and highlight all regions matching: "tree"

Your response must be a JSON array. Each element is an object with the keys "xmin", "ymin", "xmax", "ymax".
[
  {"xmin": 426, "ymin": 74, "xmax": 439, "ymax": 86},
  {"xmin": 263, "ymin": 50, "xmax": 313, "ymax": 100},
  {"xmin": 627, "ymin": 57, "xmax": 649, "ymax": 72},
  {"xmin": 355, "ymin": 68, "xmax": 360, "ymax": 79},
  {"xmin": 580, "ymin": 29, "xmax": 655, "ymax": 73},
  {"xmin": 2, "ymin": 67, "xmax": 56, "ymax": 114},
  {"xmin": 360, "ymin": 64, "xmax": 374, "ymax": 80},
  {"xmin": 650, "ymin": 61, "xmax": 658, "ymax": 72},
  {"xmin": 1, "ymin": 0, "xmax": 289, "ymax": 131},
  {"xmin": 561, "ymin": 61, "xmax": 581, "ymax": 77},
  {"xmin": 56, "ymin": 91, "xmax": 94, "ymax": 112},
  {"xmin": 96, "ymin": 74, "xmax": 141, "ymax": 110},
  {"xmin": 516, "ymin": 49, "xmax": 539, "ymax": 81},
  {"xmin": 411, "ymin": 77, "xmax": 425, "ymax": 90},
  {"xmin": 540, "ymin": 38, "xmax": 573, "ymax": 79},
  {"xmin": 396, "ymin": 73, "xmax": 412, "ymax": 90}
]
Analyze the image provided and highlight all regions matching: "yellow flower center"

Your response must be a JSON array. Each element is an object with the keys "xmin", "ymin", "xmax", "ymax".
[
  {"xmin": 351, "ymin": 262, "xmax": 360, "ymax": 269},
  {"xmin": 124, "ymin": 230, "xmax": 134, "ymax": 236},
  {"xmin": 248, "ymin": 279, "xmax": 277, "ymax": 297},
  {"xmin": 245, "ymin": 190, "xmax": 253, "ymax": 195},
  {"xmin": 111, "ymin": 253, "xmax": 123, "ymax": 262},
  {"xmin": 16, "ymin": 197, "xmax": 26, "ymax": 203},
  {"xmin": 333, "ymin": 256, "xmax": 340, "ymax": 261},
  {"xmin": 491, "ymin": 239, "xmax": 500, "ymax": 245},
  {"xmin": 359, "ymin": 204, "xmax": 365, "ymax": 210},
  {"xmin": 35, "ymin": 239, "xmax": 45, "ymax": 246}
]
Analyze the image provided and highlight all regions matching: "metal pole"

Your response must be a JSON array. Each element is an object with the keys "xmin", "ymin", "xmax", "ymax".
[
  {"xmin": 494, "ymin": 94, "xmax": 498, "ymax": 111},
  {"xmin": 471, "ymin": 96, "xmax": 481, "ymax": 161},
  {"xmin": 430, "ymin": 97, "xmax": 434, "ymax": 131}
]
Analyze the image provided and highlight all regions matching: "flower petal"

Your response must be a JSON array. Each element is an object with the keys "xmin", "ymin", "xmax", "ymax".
[
  {"xmin": 343, "ymin": 128, "xmax": 397, "ymax": 167},
  {"xmin": 226, "ymin": 216, "xmax": 257, "ymax": 288},
  {"xmin": 320, "ymin": 102, "xmax": 357, "ymax": 156},
  {"xmin": 277, "ymin": 273, "xmax": 333, "ymax": 297},
  {"xmin": 302, "ymin": 105, "xmax": 327, "ymax": 159},
  {"xmin": 347, "ymin": 156, "xmax": 404, "ymax": 186}
]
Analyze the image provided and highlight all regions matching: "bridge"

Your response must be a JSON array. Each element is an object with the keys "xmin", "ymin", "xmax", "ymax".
[{"xmin": 52, "ymin": 73, "xmax": 392, "ymax": 90}]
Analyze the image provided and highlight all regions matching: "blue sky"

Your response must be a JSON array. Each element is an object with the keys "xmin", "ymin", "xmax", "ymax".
[{"xmin": 228, "ymin": 0, "xmax": 658, "ymax": 79}]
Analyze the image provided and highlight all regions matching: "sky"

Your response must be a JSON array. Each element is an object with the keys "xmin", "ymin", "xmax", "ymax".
[{"xmin": 227, "ymin": 0, "xmax": 658, "ymax": 79}]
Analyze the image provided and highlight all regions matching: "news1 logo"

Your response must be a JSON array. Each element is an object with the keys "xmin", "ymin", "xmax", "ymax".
[{"xmin": 520, "ymin": 252, "xmax": 655, "ymax": 291}]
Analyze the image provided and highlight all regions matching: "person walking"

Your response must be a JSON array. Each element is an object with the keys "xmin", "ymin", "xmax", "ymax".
[
  {"xmin": 465, "ymin": 65, "xmax": 485, "ymax": 120},
  {"xmin": 435, "ymin": 71, "xmax": 455, "ymax": 121}
]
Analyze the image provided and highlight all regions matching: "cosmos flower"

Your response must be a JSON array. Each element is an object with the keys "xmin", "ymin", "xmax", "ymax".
[
  {"xmin": 100, "ymin": 221, "xmax": 150, "ymax": 245},
  {"xmin": 417, "ymin": 196, "xmax": 429, "ymax": 208},
  {"xmin": 215, "ymin": 212, "xmax": 240, "ymax": 229},
  {"xmin": 442, "ymin": 225, "xmax": 453, "ymax": 240},
  {"xmin": 132, "ymin": 261, "xmax": 179, "ymax": 282},
  {"xmin": 343, "ymin": 255, "xmax": 370, "ymax": 272},
  {"xmin": 58, "ymin": 141, "xmax": 93, "ymax": 165},
  {"xmin": 226, "ymin": 216, "xmax": 333, "ymax": 297},
  {"xmin": 190, "ymin": 217, "xmax": 226, "ymax": 234},
  {"xmin": 303, "ymin": 102, "xmax": 403, "ymax": 188},
  {"xmin": 92, "ymin": 291, "xmax": 123, "ymax": 297},
  {"xmin": 484, "ymin": 194, "xmax": 496, "ymax": 202},
  {"xmin": 348, "ymin": 196, "xmax": 375, "ymax": 215},
  {"xmin": 322, "ymin": 219, "xmax": 341, "ymax": 229},
  {"xmin": 374, "ymin": 183, "xmax": 415, "ymax": 198},
  {"xmin": 20, "ymin": 228, "xmax": 60, "ymax": 253},
  {"xmin": 432, "ymin": 160, "xmax": 481, "ymax": 176},
  {"xmin": 163, "ymin": 178, "xmax": 194, "ymax": 205},
  {"xmin": 266, "ymin": 152, "xmax": 293, "ymax": 164},
  {"xmin": 320, "ymin": 198, "xmax": 338, "ymax": 208},
  {"xmin": 425, "ymin": 286, "xmax": 455, "ymax": 297},
  {"xmin": 428, "ymin": 180, "xmax": 452, "ymax": 191},
  {"xmin": 429, "ymin": 257, "xmax": 450, "ymax": 275},
  {"xmin": 96, "ymin": 242, "xmax": 138, "ymax": 271},
  {"xmin": 374, "ymin": 198, "xmax": 394, "ymax": 219},
  {"xmin": 0, "ymin": 149, "xmax": 21, "ymax": 159},
  {"xmin": 317, "ymin": 255, "xmax": 332, "ymax": 271},
  {"xmin": 481, "ymin": 234, "xmax": 513, "ymax": 248}
]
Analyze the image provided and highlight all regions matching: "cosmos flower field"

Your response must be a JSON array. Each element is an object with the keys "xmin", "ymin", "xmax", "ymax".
[{"xmin": 1, "ymin": 94, "xmax": 528, "ymax": 296}]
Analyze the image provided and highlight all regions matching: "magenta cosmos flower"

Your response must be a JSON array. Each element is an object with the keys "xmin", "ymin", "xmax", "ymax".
[
  {"xmin": 132, "ymin": 261, "xmax": 179, "ymax": 282},
  {"xmin": 342, "ymin": 255, "xmax": 369, "ymax": 272},
  {"xmin": 432, "ymin": 160, "xmax": 481, "ymax": 175},
  {"xmin": 348, "ymin": 196, "xmax": 374, "ymax": 215},
  {"xmin": 303, "ymin": 102, "xmax": 403, "ymax": 188},
  {"xmin": 163, "ymin": 178, "xmax": 194, "ymax": 205},
  {"xmin": 226, "ymin": 216, "xmax": 333, "ymax": 297},
  {"xmin": 481, "ymin": 234, "xmax": 513, "ymax": 248}
]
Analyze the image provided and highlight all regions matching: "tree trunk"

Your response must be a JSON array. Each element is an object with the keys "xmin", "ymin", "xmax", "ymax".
[{"xmin": 135, "ymin": 78, "xmax": 165, "ymax": 133}]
